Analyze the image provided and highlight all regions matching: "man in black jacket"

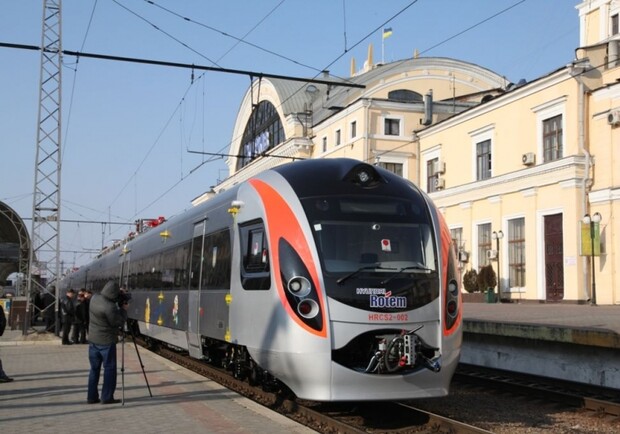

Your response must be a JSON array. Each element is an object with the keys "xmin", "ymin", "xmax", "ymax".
[
  {"xmin": 60, "ymin": 289, "xmax": 76, "ymax": 345},
  {"xmin": 0, "ymin": 305, "xmax": 13, "ymax": 382},
  {"xmin": 86, "ymin": 281, "xmax": 127, "ymax": 404}
]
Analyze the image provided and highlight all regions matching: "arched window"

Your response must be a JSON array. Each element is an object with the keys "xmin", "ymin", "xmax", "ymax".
[
  {"xmin": 387, "ymin": 89, "xmax": 422, "ymax": 103},
  {"xmin": 237, "ymin": 101, "xmax": 285, "ymax": 170}
]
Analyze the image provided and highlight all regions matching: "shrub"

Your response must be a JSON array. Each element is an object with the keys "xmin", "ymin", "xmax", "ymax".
[
  {"xmin": 476, "ymin": 264, "xmax": 497, "ymax": 292},
  {"xmin": 462, "ymin": 269, "xmax": 479, "ymax": 293}
]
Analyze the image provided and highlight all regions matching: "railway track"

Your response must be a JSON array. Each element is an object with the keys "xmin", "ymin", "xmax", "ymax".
[
  {"xmin": 454, "ymin": 364, "xmax": 620, "ymax": 418},
  {"xmin": 139, "ymin": 337, "xmax": 620, "ymax": 433},
  {"xmin": 145, "ymin": 340, "xmax": 493, "ymax": 433}
]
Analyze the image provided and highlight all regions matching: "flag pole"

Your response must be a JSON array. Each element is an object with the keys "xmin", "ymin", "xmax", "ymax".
[
  {"xmin": 381, "ymin": 33, "xmax": 385, "ymax": 64},
  {"xmin": 381, "ymin": 28, "xmax": 392, "ymax": 64},
  {"xmin": 382, "ymin": 31, "xmax": 385, "ymax": 64}
]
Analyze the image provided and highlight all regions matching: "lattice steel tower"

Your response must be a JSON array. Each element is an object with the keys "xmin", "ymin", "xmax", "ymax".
[{"xmin": 26, "ymin": 0, "xmax": 63, "ymax": 333}]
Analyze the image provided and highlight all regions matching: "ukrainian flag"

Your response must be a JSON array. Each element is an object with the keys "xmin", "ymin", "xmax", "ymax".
[{"xmin": 383, "ymin": 27, "xmax": 393, "ymax": 39}]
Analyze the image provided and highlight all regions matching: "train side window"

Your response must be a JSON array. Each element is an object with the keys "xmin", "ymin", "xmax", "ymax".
[
  {"xmin": 239, "ymin": 220, "xmax": 271, "ymax": 290},
  {"xmin": 202, "ymin": 229, "xmax": 232, "ymax": 290},
  {"xmin": 245, "ymin": 229, "xmax": 268, "ymax": 271}
]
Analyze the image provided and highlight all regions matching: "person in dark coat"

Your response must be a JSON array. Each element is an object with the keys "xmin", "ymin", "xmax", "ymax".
[
  {"xmin": 83, "ymin": 290, "xmax": 92, "ymax": 339},
  {"xmin": 60, "ymin": 289, "xmax": 76, "ymax": 345},
  {"xmin": 42, "ymin": 288, "xmax": 56, "ymax": 333},
  {"xmin": 0, "ymin": 306, "xmax": 13, "ymax": 382},
  {"xmin": 72, "ymin": 290, "xmax": 88, "ymax": 344},
  {"xmin": 86, "ymin": 281, "xmax": 127, "ymax": 404}
]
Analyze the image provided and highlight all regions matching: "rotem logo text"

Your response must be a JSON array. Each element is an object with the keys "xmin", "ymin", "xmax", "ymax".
[{"xmin": 370, "ymin": 294, "xmax": 406, "ymax": 308}]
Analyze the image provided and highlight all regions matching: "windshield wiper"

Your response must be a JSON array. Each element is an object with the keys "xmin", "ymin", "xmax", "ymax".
[
  {"xmin": 380, "ymin": 263, "xmax": 433, "ymax": 285},
  {"xmin": 337, "ymin": 264, "xmax": 396, "ymax": 285}
]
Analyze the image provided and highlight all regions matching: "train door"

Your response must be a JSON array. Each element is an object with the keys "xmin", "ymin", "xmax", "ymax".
[
  {"xmin": 187, "ymin": 220, "xmax": 206, "ymax": 358},
  {"xmin": 118, "ymin": 247, "xmax": 131, "ymax": 290}
]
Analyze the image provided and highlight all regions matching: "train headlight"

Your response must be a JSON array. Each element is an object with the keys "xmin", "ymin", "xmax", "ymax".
[
  {"xmin": 448, "ymin": 279, "xmax": 458, "ymax": 295},
  {"xmin": 287, "ymin": 276, "xmax": 311, "ymax": 297},
  {"xmin": 297, "ymin": 299, "xmax": 319, "ymax": 319}
]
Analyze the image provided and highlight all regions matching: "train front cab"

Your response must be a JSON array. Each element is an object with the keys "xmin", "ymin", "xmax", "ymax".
[{"xmin": 231, "ymin": 161, "xmax": 462, "ymax": 401}]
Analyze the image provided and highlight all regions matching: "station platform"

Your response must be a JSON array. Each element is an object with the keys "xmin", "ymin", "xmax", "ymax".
[
  {"xmin": 461, "ymin": 302, "xmax": 620, "ymax": 389},
  {"xmin": 0, "ymin": 329, "xmax": 316, "ymax": 434},
  {"xmin": 462, "ymin": 302, "xmax": 620, "ymax": 348}
]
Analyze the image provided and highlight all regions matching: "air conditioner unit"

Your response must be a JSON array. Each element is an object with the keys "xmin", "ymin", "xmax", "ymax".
[
  {"xmin": 607, "ymin": 110, "xmax": 620, "ymax": 126},
  {"xmin": 436, "ymin": 161, "xmax": 446, "ymax": 174},
  {"xmin": 434, "ymin": 177, "xmax": 445, "ymax": 190},
  {"xmin": 522, "ymin": 152, "xmax": 536, "ymax": 166},
  {"xmin": 486, "ymin": 249, "xmax": 498, "ymax": 260}
]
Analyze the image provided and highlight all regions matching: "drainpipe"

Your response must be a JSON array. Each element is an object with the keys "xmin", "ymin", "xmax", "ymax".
[
  {"xmin": 578, "ymin": 80, "xmax": 592, "ymax": 301},
  {"xmin": 364, "ymin": 99, "xmax": 370, "ymax": 163}
]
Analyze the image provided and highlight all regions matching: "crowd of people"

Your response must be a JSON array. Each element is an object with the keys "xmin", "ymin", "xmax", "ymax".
[
  {"xmin": 3, "ymin": 281, "xmax": 127, "ymax": 403},
  {"xmin": 38, "ymin": 287, "xmax": 93, "ymax": 345}
]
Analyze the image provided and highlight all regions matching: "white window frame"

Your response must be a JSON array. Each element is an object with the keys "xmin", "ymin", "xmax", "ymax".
[
  {"xmin": 335, "ymin": 129, "xmax": 342, "ymax": 146},
  {"xmin": 610, "ymin": 3, "xmax": 620, "ymax": 37},
  {"xmin": 373, "ymin": 153, "xmax": 408, "ymax": 179},
  {"xmin": 421, "ymin": 146, "xmax": 441, "ymax": 192},
  {"xmin": 473, "ymin": 219, "xmax": 492, "ymax": 269},
  {"xmin": 381, "ymin": 115, "xmax": 404, "ymax": 137},
  {"xmin": 532, "ymin": 97, "xmax": 566, "ymax": 162},
  {"xmin": 504, "ymin": 214, "xmax": 526, "ymax": 294},
  {"xmin": 469, "ymin": 124, "xmax": 494, "ymax": 182},
  {"xmin": 349, "ymin": 120, "xmax": 358, "ymax": 140}
]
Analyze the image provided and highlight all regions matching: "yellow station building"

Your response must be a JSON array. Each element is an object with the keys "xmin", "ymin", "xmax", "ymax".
[{"xmin": 195, "ymin": 0, "xmax": 619, "ymax": 305}]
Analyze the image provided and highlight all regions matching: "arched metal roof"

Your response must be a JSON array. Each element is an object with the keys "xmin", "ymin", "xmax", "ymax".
[{"xmin": 0, "ymin": 201, "xmax": 30, "ymax": 286}]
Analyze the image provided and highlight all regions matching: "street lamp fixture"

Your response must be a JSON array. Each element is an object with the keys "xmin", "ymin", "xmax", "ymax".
[
  {"xmin": 492, "ymin": 230, "xmax": 504, "ymax": 303},
  {"xmin": 582, "ymin": 212, "xmax": 601, "ymax": 305}
]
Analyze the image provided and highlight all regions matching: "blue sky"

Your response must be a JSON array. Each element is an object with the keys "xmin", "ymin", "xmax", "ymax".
[{"xmin": 0, "ymin": 0, "xmax": 580, "ymax": 270}]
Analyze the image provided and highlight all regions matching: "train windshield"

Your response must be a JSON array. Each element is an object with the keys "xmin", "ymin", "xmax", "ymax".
[
  {"xmin": 302, "ymin": 196, "xmax": 436, "ymax": 274},
  {"xmin": 313, "ymin": 221, "xmax": 435, "ymax": 273}
]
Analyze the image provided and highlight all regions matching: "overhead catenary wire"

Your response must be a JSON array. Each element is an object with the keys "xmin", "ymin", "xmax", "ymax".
[
  {"xmin": 0, "ymin": 43, "xmax": 364, "ymax": 89},
  {"xmin": 61, "ymin": 0, "xmax": 99, "ymax": 167},
  {"xmin": 140, "ymin": 0, "xmax": 329, "ymax": 75},
  {"xmin": 3, "ymin": 0, "xmax": 538, "ymax": 262},
  {"xmin": 111, "ymin": 0, "xmax": 221, "ymax": 68}
]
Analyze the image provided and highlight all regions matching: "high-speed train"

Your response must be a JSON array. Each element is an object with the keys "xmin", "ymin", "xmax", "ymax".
[{"xmin": 61, "ymin": 158, "xmax": 462, "ymax": 401}]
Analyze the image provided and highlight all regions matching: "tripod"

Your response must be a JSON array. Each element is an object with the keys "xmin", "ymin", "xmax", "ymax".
[{"xmin": 120, "ymin": 322, "xmax": 153, "ymax": 405}]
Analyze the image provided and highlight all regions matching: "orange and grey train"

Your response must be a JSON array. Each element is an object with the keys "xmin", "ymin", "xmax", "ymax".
[{"xmin": 62, "ymin": 158, "xmax": 462, "ymax": 401}]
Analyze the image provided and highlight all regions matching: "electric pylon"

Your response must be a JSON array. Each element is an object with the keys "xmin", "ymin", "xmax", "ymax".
[{"xmin": 26, "ymin": 0, "xmax": 63, "ymax": 335}]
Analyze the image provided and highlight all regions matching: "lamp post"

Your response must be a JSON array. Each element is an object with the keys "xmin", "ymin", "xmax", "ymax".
[
  {"xmin": 492, "ymin": 230, "xmax": 504, "ymax": 303},
  {"xmin": 582, "ymin": 212, "xmax": 601, "ymax": 306}
]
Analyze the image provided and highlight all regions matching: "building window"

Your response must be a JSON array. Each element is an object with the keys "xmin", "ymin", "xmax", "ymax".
[
  {"xmin": 335, "ymin": 129, "xmax": 341, "ymax": 146},
  {"xmin": 384, "ymin": 118, "xmax": 400, "ymax": 136},
  {"xmin": 450, "ymin": 227, "xmax": 463, "ymax": 258},
  {"xmin": 427, "ymin": 158, "xmax": 439, "ymax": 193},
  {"xmin": 543, "ymin": 114, "xmax": 562, "ymax": 162},
  {"xmin": 476, "ymin": 139, "xmax": 492, "ymax": 180},
  {"xmin": 350, "ymin": 121, "xmax": 357, "ymax": 139},
  {"xmin": 477, "ymin": 223, "xmax": 492, "ymax": 267},
  {"xmin": 322, "ymin": 136, "xmax": 327, "ymax": 153},
  {"xmin": 508, "ymin": 218, "xmax": 525, "ymax": 287},
  {"xmin": 613, "ymin": 13, "xmax": 619, "ymax": 35},
  {"xmin": 378, "ymin": 162, "xmax": 403, "ymax": 177},
  {"xmin": 237, "ymin": 100, "xmax": 284, "ymax": 170}
]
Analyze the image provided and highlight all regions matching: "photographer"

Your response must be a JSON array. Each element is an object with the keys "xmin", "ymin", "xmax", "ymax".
[{"xmin": 86, "ymin": 281, "xmax": 128, "ymax": 404}]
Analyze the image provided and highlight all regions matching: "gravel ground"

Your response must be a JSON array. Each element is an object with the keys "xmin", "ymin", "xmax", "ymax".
[{"xmin": 411, "ymin": 385, "xmax": 620, "ymax": 433}]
